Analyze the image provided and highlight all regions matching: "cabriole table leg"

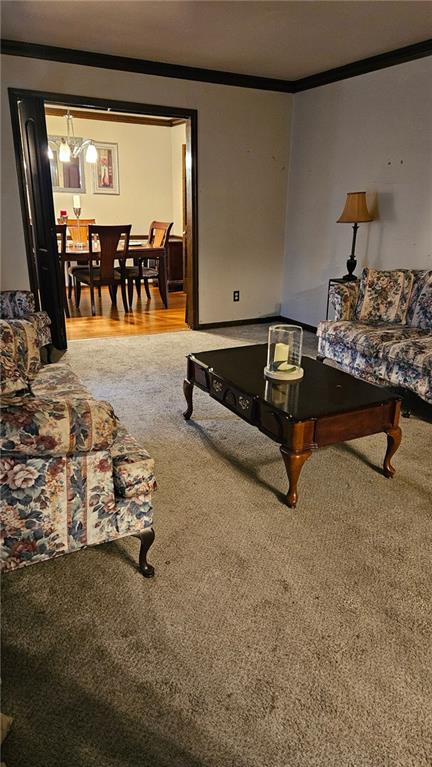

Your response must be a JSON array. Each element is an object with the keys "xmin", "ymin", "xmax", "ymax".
[
  {"xmin": 280, "ymin": 446, "xmax": 312, "ymax": 509},
  {"xmin": 183, "ymin": 378, "xmax": 194, "ymax": 420},
  {"xmin": 383, "ymin": 425, "xmax": 402, "ymax": 478}
]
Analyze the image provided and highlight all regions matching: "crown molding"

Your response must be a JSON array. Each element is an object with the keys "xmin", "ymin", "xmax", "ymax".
[
  {"xmin": 0, "ymin": 40, "xmax": 294, "ymax": 93},
  {"xmin": 293, "ymin": 38, "xmax": 432, "ymax": 92},
  {"xmin": 2, "ymin": 38, "xmax": 431, "ymax": 94}
]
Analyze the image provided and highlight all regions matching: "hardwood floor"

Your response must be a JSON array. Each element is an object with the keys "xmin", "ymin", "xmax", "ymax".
[{"xmin": 65, "ymin": 285, "xmax": 188, "ymax": 340}]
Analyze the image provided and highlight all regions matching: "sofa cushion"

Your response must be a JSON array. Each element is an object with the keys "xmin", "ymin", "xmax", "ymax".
[
  {"xmin": 355, "ymin": 268, "xmax": 414, "ymax": 324},
  {"xmin": 0, "ymin": 320, "xmax": 39, "ymax": 395},
  {"xmin": 406, "ymin": 270, "xmax": 432, "ymax": 330},
  {"xmin": 31, "ymin": 362, "xmax": 92, "ymax": 400},
  {"xmin": 0, "ymin": 396, "xmax": 117, "ymax": 456},
  {"xmin": 111, "ymin": 427, "xmax": 157, "ymax": 498},
  {"xmin": 317, "ymin": 320, "xmax": 428, "ymax": 358},
  {"xmin": 380, "ymin": 335, "xmax": 432, "ymax": 376}
]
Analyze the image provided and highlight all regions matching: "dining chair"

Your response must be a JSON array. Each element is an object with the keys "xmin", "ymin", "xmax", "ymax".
[
  {"xmin": 69, "ymin": 225, "xmax": 132, "ymax": 317},
  {"xmin": 125, "ymin": 221, "xmax": 173, "ymax": 309},
  {"xmin": 55, "ymin": 223, "xmax": 69, "ymax": 318},
  {"xmin": 63, "ymin": 218, "xmax": 96, "ymax": 299}
]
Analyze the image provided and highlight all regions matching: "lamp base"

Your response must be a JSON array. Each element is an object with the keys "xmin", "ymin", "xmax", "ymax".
[{"xmin": 343, "ymin": 255, "xmax": 357, "ymax": 281}]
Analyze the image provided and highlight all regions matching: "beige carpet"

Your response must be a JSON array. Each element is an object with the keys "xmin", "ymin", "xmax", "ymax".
[{"xmin": 2, "ymin": 325, "xmax": 432, "ymax": 767}]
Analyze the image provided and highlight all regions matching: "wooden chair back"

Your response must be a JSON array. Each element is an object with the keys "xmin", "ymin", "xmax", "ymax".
[
  {"xmin": 55, "ymin": 224, "xmax": 67, "ymax": 255},
  {"xmin": 148, "ymin": 221, "xmax": 173, "ymax": 250},
  {"xmin": 88, "ymin": 224, "xmax": 132, "ymax": 282},
  {"xmin": 66, "ymin": 218, "xmax": 96, "ymax": 246}
]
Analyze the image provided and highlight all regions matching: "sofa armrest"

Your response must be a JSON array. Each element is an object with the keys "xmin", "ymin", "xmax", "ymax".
[
  {"xmin": 0, "ymin": 291, "xmax": 36, "ymax": 319},
  {"xmin": 329, "ymin": 281, "xmax": 359, "ymax": 321},
  {"xmin": 0, "ymin": 396, "xmax": 118, "ymax": 456},
  {"xmin": 111, "ymin": 427, "xmax": 157, "ymax": 498}
]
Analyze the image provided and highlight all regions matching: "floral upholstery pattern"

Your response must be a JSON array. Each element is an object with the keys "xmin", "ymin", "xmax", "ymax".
[
  {"xmin": 406, "ymin": 271, "xmax": 432, "ymax": 330},
  {"xmin": 0, "ymin": 291, "xmax": 36, "ymax": 317},
  {"xmin": 1, "ymin": 396, "xmax": 117, "ymax": 456},
  {"xmin": 1, "ymin": 452, "xmax": 153, "ymax": 572},
  {"xmin": 1, "ymin": 338, "xmax": 156, "ymax": 572},
  {"xmin": 355, "ymin": 268, "xmax": 414, "ymax": 324},
  {"xmin": 31, "ymin": 362, "xmax": 92, "ymax": 400},
  {"xmin": 112, "ymin": 427, "xmax": 157, "ymax": 498},
  {"xmin": 0, "ymin": 320, "xmax": 39, "ymax": 395},
  {"xmin": 329, "ymin": 281, "xmax": 360, "ymax": 321},
  {"xmin": 318, "ymin": 268, "xmax": 432, "ymax": 403},
  {"xmin": 317, "ymin": 321, "xmax": 429, "ymax": 359},
  {"xmin": 0, "ymin": 291, "xmax": 52, "ymax": 348}
]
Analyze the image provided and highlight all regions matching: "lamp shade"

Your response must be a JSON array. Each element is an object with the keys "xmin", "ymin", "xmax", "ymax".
[{"xmin": 337, "ymin": 192, "xmax": 373, "ymax": 223}]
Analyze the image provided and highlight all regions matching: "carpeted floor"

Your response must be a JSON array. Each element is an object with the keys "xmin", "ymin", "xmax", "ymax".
[{"xmin": 2, "ymin": 326, "xmax": 432, "ymax": 767}]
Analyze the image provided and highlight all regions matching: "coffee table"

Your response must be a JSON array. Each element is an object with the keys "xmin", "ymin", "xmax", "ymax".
[{"xmin": 183, "ymin": 344, "xmax": 401, "ymax": 508}]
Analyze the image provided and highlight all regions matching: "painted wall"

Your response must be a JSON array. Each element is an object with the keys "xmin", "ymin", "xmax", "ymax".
[
  {"xmin": 282, "ymin": 56, "xmax": 432, "ymax": 327},
  {"xmin": 46, "ymin": 114, "xmax": 185, "ymax": 235},
  {"xmin": 1, "ymin": 55, "xmax": 291, "ymax": 323}
]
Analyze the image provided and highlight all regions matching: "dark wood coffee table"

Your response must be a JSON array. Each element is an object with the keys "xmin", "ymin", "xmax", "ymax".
[{"xmin": 183, "ymin": 345, "xmax": 401, "ymax": 508}]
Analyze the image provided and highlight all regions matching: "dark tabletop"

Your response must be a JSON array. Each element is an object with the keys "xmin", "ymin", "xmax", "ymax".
[{"xmin": 191, "ymin": 344, "xmax": 399, "ymax": 421}]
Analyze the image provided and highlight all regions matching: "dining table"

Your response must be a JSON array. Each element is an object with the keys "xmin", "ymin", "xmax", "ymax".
[{"xmin": 58, "ymin": 238, "xmax": 167, "ymax": 316}]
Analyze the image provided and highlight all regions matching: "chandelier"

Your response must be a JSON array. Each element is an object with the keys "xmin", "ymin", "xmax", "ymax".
[{"xmin": 48, "ymin": 110, "xmax": 98, "ymax": 164}]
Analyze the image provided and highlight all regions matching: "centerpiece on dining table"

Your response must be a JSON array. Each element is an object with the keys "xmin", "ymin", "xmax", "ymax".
[{"xmin": 264, "ymin": 324, "xmax": 304, "ymax": 381}]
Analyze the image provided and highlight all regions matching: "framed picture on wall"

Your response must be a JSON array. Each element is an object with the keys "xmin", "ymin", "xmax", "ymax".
[
  {"xmin": 48, "ymin": 136, "xmax": 86, "ymax": 193},
  {"xmin": 93, "ymin": 142, "xmax": 120, "ymax": 195}
]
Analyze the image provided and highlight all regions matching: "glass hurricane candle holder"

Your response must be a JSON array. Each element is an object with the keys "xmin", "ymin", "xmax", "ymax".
[{"xmin": 264, "ymin": 324, "xmax": 304, "ymax": 381}]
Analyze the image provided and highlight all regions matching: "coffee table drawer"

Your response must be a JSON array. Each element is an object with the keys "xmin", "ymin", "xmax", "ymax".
[{"xmin": 209, "ymin": 372, "xmax": 255, "ymax": 422}]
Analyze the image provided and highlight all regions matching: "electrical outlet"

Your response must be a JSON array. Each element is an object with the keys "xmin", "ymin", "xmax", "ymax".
[{"xmin": 233, "ymin": 290, "xmax": 240, "ymax": 302}]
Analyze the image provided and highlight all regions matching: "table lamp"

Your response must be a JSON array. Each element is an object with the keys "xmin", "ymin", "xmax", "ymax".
[{"xmin": 337, "ymin": 192, "xmax": 374, "ymax": 280}]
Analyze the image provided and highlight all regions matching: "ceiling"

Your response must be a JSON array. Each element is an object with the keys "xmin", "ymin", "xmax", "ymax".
[{"xmin": 2, "ymin": 1, "xmax": 432, "ymax": 81}]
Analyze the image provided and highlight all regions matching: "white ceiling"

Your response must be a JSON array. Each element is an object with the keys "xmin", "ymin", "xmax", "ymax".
[{"xmin": 2, "ymin": 1, "xmax": 432, "ymax": 81}]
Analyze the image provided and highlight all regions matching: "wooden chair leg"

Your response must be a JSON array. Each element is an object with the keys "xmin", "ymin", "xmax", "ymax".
[
  {"xmin": 67, "ymin": 263, "xmax": 73, "ymax": 299},
  {"xmin": 158, "ymin": 255, "xmax": 169, "ymax": 308},
  {"xmin": 90, "ymin": 284, "xmax": 96, "ymax": 316},
  {"xmin": 75, "ymin": 278, "xmax": 81, "ymax": 308},
  {"xmin": 112, "ymin": 284, "xmax": 118, "ymax": 307},
  {"xmin": 127, "ymin": 278, "xmax": 134, "ymax": 309},
  {"xmin": 144, "ymin": 278, "xmax": 151, "ymax": 301},
  {"xmin": 134, "ymin": 258, "xmax": 142, "ymax": 298},
  {"xmin": 98, "ymin": 285, "xmax": 102, "ymax": 298},
  {"xmin": 120, "ymin": 280, "xmax": 129, "ymax": 313}
]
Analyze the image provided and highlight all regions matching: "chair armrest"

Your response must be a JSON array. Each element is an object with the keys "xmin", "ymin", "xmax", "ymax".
[
  {"xmin": 329, "ymin": 281, "xmax": 359, "ymax": 321},
  {"xmin": 0, "ymin": 291, "xmax": 36, "ymax": 319},
  {"xmin": 0, "ymin": 396, "xmax": 118, "ymax": 456}
]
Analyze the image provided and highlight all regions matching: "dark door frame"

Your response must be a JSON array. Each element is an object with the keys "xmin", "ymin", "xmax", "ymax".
[{"xmin": 9, "ymin": 87, "xmax": 199, "ymax": 329}]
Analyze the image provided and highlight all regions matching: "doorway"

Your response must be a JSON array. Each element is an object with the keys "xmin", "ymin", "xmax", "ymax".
[{"xmin": 9, "ymin": 88, "xmax": 198, "ymax": 349}]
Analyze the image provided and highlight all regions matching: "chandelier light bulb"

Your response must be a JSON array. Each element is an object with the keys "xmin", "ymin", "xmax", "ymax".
[
  {"xmin": 85, "ymin": 142, "xmax": 98, "ymax": 163},
  {"xmin": 59, "ymin": 140, "xmax": 71, "ymax": 163}
]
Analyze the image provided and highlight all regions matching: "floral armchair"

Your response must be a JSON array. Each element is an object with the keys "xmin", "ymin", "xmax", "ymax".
[
  {"xmin": 317, "ymin": 268, "xmax": 432, "ymax": 404},
  {"xmin": 1, "ymin": 318, "xmax": 157, "ymax": 575}
]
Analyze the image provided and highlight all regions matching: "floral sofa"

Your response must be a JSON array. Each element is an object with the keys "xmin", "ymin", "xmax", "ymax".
[
  {"xmin": 317, "ymin": 268, "xmax": 432, "ymax": 404},
  {"xmin": 0, "ymin": 315, "xmax": 157, "ymax": 575}
]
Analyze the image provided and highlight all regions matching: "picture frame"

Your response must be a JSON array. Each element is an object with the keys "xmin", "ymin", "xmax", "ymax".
[
  {"xmin": 48, "ymin": 135, "xmax": 86, "ymax": 193},
  {"xmin": 93, "ymin": 142, "xmax": 120, "ymax": 195}
]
